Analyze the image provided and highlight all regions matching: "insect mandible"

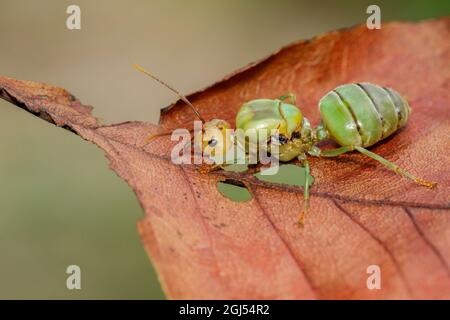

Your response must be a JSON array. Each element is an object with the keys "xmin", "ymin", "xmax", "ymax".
[{"xmin": 134, "ymin": 64, "xmax": 437, "ymax": 225}]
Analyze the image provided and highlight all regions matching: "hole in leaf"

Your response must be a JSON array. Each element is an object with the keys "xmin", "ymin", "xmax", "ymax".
[
  {"xmin": 217, "ymin": 179, "xmax": 252, "ymax": 202},
  {"xmin": 254, "ymin": 164, "xmax": 314, "ymax": 187}
]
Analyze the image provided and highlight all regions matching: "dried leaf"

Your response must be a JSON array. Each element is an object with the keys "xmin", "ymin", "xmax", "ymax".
[{"xmin": 1, "ymin": 18, "xmax": 449, "ymax": 299}]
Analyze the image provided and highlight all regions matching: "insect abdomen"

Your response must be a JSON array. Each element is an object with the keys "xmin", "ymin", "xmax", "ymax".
[{"xmin": 319, "ymin": 83, "xmax": 411, "ymax": 147}]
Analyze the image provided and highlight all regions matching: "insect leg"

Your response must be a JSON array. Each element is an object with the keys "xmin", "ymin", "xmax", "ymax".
[
  {"xmin": 297, "ymin": 158, "xmax": 310, "ymax": 226},
  {"xmin": 198, "ymin": 164, "xmax": 223, "ymax": 174},
  {"xmin": 319, "ymin": 145, "xmax": 354, "ymax": 157},
  {"xmin": 354, "ymin": 146, "xmax": 437, "ymax": 188},
  {"xmin": 142, "ymin": 128, "xmax": 196, "ymax": 148},
  {"xmin": 278, "ymin": 93, "xmax": 297, "ymax": 105},
  {"xmin": 141, "ymin": 131, "xmax": 173, "ymax": 147}
]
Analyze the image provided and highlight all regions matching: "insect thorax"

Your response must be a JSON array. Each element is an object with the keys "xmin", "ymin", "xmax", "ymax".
[
  {"xmin": 274, "ymin": 117, "xmax": 324, "ymax": 162},
  {"xmin": 234, "ymin": 98, "xmax": 329, "ymax": 162}
]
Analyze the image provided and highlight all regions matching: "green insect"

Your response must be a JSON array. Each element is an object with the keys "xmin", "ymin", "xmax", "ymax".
[{"xmin": 135, "ymin": 65, "xmax": 437, "ymax": 225}]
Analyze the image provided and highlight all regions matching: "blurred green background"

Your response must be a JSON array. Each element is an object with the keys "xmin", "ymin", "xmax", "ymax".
[{"xmin": 0, "ymin": 0, "xmax": 448, "ymax": 299}]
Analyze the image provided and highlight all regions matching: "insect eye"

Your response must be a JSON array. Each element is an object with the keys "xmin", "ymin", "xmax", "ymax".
[
  {"xmin": 208, "ymin": 138, "xmax": 218, "ymax": 147},
  {"xmin": 271, "ymin": 134, "xmax": 288, "ymax": 145}
]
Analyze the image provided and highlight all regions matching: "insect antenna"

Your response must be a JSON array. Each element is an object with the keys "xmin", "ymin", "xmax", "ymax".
[{"xmin": 133, "ymin": 64, "xmax": 206, "ymax": 123}]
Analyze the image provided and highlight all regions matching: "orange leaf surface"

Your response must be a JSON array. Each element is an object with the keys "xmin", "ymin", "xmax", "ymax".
[{"xmin": 1, "ymin": 18, "xmax": 449, "ymax": 299}]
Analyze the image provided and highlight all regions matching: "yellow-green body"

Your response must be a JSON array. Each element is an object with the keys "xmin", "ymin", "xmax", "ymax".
[
  {"xmin": 236, "ymin": 98, "xmax": 303, "ymax": 141},
  {"xmin": 234, "ymin": 83, "xmax": 411, "ymax": 162},
  {"xmin": 319, "ymin": 83, "xmax": 410, "ymax": 148}
]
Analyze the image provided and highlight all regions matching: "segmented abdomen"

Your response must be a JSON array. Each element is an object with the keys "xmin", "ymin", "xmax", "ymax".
[{"xmin": 319, "ymin": 83, "xmax": 411, "ymax": 147}]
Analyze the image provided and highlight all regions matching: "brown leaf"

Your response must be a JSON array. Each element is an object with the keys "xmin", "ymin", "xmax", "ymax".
[{"xmin": 1, "ymin": 18, "xmax": 449, "ymax": 299}]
